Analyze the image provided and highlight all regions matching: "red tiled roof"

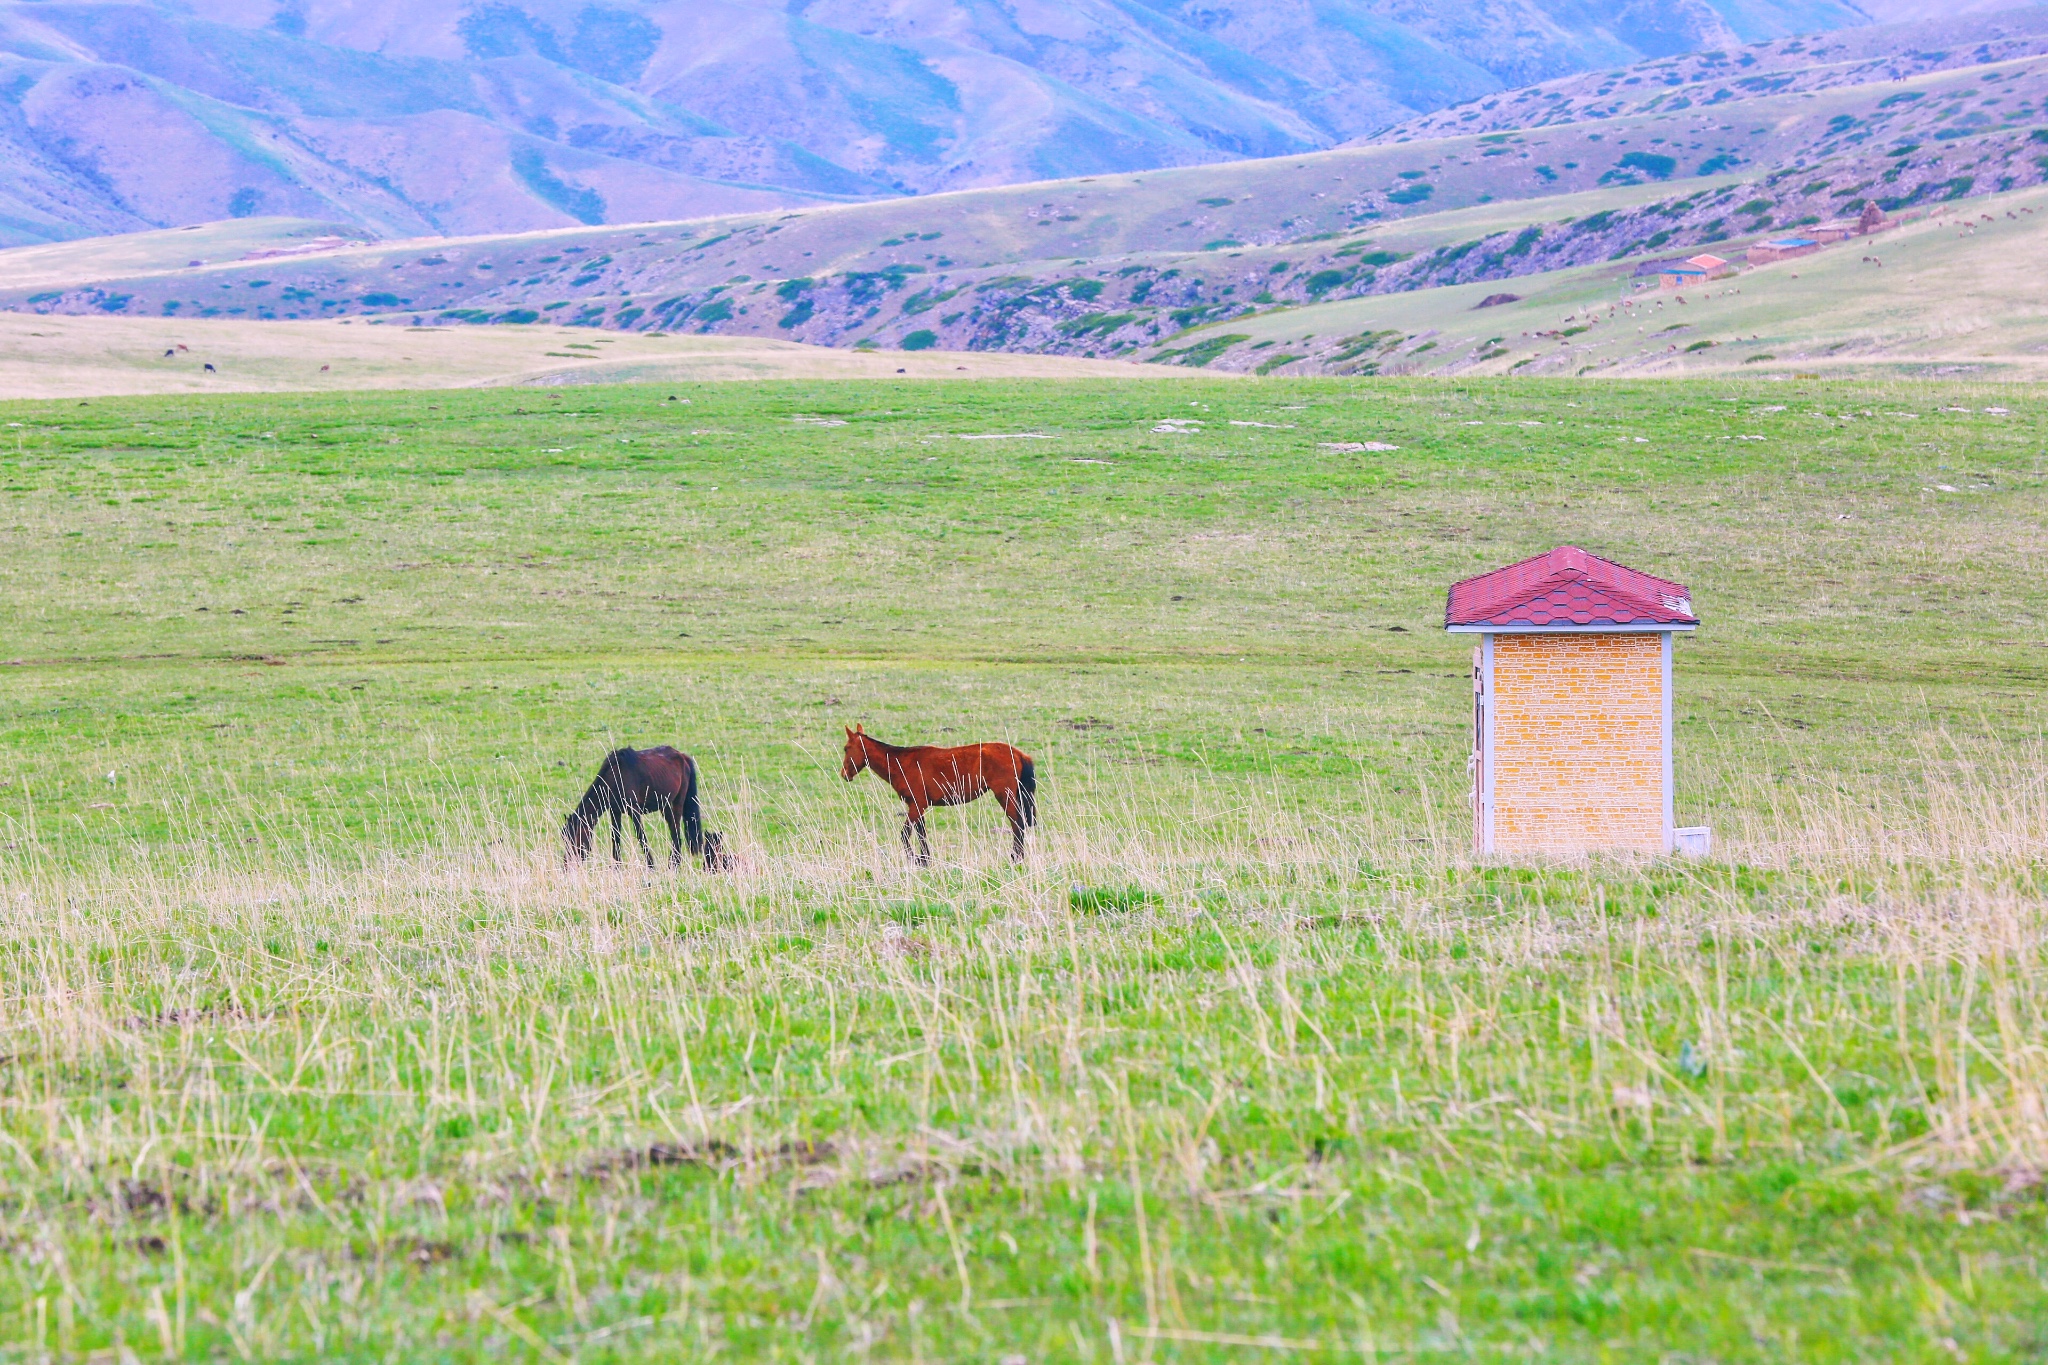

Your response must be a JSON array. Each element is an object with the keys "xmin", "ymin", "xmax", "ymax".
[{"xmin": 1445, "ymin": 545, "xmax": 1698, "ymax": 631}]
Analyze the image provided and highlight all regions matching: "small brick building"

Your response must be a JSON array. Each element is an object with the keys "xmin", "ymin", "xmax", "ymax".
[{"xmin": 1446, "ymin": 546, "xmax": 1699, "ymax": 856}]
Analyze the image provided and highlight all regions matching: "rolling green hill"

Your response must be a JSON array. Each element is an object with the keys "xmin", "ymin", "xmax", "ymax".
[{"xmin": 1143, "ymin": 184, "xmax": 2048, "ymax": 379}]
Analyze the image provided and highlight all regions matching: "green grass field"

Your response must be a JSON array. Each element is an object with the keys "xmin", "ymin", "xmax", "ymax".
[{"xmin": 2, "ymin": 377, "xmax": 2046, "ymax": 1362}]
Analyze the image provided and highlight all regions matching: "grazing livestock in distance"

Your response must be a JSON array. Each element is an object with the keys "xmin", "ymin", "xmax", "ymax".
[
  {"xmin": 841, "ymin": 724, "xmax": 1036, "ymax": 865},
  {"xmin": 203, "ymin": 363, "xmax": 216, "ymax": 373},
  {"xmin": 562, "ymin": 746, "xmax": 727, "ymax": 870}
]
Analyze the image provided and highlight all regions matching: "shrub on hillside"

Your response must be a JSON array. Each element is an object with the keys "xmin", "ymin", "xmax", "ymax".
[{"xmin": 1618, "ymin": 152, "xmax": 1677, "ymax": 179}]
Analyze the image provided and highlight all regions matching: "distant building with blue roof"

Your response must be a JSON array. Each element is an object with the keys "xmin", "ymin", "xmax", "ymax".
[{"xmin": 1747, "ymin": 237, "xmax": 1821, "ymax": 265}]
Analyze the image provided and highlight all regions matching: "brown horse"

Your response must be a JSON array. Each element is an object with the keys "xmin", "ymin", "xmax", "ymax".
[
  {"xmin": 562, "ymin": 746, "xmax": 727, "ymax": 870},
  {"xmin": 841, "ymin": 724, "xmax": 1037, "ymax": 865}
]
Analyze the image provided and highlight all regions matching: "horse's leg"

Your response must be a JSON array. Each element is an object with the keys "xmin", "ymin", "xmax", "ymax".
[
  {"xmin": 999, "ymin": 791, "xmax": 1027, "ymax": 862},
  {"xmin": 899, "ymin": 800, "xmax": 932, "ymax": 867},
  {"xmin": 610, "ymin": 798, "xmax": 624, "ymax": 862},
  {"xmin": 663, "ymin": 804, "xmax": 683, "ymax": 870},
  {"xmin": 631, "ymin": 808, "xmax": 655, "ymax": 869}
]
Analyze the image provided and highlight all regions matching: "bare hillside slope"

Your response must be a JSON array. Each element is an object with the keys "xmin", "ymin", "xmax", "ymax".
[
  {"xmin": 1144, "ymin": 184, "xmax": 2048, "ymax": 381},
  {"xmin": 7, "ymin": 26, "xmax": 2048, "ymax": 364},
  {"xmin": 0, "ymin": 0, "xmax": 1874, "ymax": 244}
]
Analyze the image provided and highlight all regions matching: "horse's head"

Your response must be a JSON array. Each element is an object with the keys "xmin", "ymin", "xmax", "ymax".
[
  {"xmin": 561, "ymin": 810, "xmax": 594, "ymax": 864},
  {"xmin": 841, "ymin": 725, "xmax": 868, "ymax": 781}
]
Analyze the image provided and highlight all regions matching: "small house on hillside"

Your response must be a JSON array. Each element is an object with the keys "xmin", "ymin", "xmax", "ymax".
[
  {"xmin": 1814, "ymin": 202, "xmax": 1893, "ymax": 243},
  {"xmin": 1657, "ymin": 263, "xmax": 1707, "ymax": 290},
  {"xmin": 1746, "ymin": 237, "xmax": 1821, "ymax": 265},
  {"xmin": 1685, "ymin": 253, "xmax": 1735, "ymax": 278},
  {"xmin": 1447, "ymin": 546, "xmax": 1703, "ymax": 856}
]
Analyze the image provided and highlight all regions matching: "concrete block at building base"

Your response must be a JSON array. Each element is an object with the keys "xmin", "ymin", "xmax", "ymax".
[{"xmin": 1673, "ymin": 826, "xmax": 1712, "ymax": 857}]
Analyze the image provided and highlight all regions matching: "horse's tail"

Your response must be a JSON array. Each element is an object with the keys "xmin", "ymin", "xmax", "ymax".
[
  {"xmin": 1017, "ymin": 756, "xmax": 1037, "ymax": 828},
  {"xmin": 680, "ymin": 754, "xmax": 705, "ymax": 855}
]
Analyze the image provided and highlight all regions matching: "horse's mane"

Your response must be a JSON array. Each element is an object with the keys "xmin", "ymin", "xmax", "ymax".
[
  {"xmin": 568, "ymin": 773, "xmax": 610, "ymax": 821},
  {"xmin": 568, "ymin": 749, "xmax": 633, "ymax": 822}
]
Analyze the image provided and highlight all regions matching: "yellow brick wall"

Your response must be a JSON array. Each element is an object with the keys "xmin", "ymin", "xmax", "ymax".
[{"xmin": 1489, "ymin": 632, "xmax": 1665, "ymax": 854}]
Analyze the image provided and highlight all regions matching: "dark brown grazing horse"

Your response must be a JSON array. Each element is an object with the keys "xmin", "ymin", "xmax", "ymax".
[
  {"xmin": 841, "ymin": 724, "xmax": 1036, "ymax": 865},
  {"xmin": 562, "ymin": 746, "xmax": 727, "ymax": 870}
]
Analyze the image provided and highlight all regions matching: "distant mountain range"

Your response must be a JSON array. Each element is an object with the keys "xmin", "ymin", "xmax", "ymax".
[
  {"xmin": 0, "ymin": 0, "xmax": 1919, "ymax": 244},
  {"xmin": 12, "ymin": 2, "xmax": 2048, "ymax": 378}
]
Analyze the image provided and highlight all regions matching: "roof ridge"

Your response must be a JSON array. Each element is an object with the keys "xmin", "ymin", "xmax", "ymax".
[{"xmin": 1445, "ymin": 545, "xmax": 1697, "ymax": 631}]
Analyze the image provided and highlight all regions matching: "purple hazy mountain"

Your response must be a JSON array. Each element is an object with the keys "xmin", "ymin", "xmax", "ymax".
[{"xmin": 0, "ymin": 0, "xmax": 1888, "ymax": 242}]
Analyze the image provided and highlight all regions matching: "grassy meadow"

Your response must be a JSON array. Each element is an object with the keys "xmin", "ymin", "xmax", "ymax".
[
  {"xmin": 1, "ymin": 376, "xmax": 2046, "ymax": 1361},
  {"xmin": 0, "ymin": 312, "xmax": 1145, "ymax": 401}
]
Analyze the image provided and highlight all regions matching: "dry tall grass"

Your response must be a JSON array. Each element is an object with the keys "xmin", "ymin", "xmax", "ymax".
[{"xmin": 6, "ymin": 739, "xmax": 2043, "ymax": 1226}]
